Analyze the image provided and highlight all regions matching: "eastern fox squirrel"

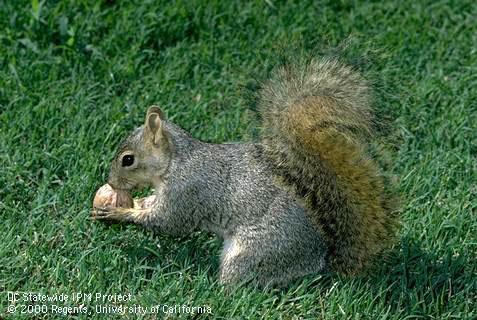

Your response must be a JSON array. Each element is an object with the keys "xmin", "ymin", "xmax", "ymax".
[{"xmin": 92, "ymin": 56, "xmax": 399, "ymax": 286}]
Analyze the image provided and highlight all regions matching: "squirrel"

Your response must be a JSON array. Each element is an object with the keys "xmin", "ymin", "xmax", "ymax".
[{"xmin": 93, "ymin": 56, "xmax": 399, "ymax": 287}]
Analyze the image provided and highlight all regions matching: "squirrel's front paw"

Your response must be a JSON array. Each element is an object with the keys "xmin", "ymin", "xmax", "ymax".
[
  {"xmin": 91, "ymin": 206, "xmax": 114, "ymax": 220},
  {"xmin": 91, "ymin": 206, "xmax": 150, "ymax": 223},
  {"xmin": 91, "ymin": 206, "xmax": 127, "ymax": 222}
]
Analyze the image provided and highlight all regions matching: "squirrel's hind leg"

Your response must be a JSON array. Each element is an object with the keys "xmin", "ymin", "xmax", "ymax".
[
  {"xmin": 219, "ymin": 236, "xmax": 327, "ymax": 287},
  {"xmin": 218, "ymin": 238, "xmax": 257, "ymax": 286}
]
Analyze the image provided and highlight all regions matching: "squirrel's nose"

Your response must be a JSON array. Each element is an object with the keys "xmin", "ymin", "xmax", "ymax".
[
  {"xmin": 108, "ymin": 173, "xmax": 133, "ymax": 191},
  {"xmin": 107, "ymin": 172, "xmax": 119, "ymax": 189}
]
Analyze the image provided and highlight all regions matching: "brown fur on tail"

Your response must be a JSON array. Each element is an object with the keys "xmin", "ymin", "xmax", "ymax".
[{"xmin": 259, "ymin": 58, "xmax": 399, "ymax": 274}]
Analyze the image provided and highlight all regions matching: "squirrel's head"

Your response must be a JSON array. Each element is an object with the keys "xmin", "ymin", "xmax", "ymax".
[{"xmin": 108, "ymin": 106, "xmax": 172, "ymax": 191}]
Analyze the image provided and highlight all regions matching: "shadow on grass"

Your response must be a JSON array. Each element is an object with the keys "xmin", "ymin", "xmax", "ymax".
[
  {"xmin": 366, "ymin": 236, "xmax": 475, "ymax": 313},
  {"xmin": 121, "ymin": 230, "xmax": 221, "ymax": 282},
  {"xmin": 294, "ymin": 236, "xmax": 475, "ymax": 316},
  {"xmin": 117, "ymin": 230, "xmax": 475, "ymax": 316},
  {"xmin": 218, "ymin": 235, "xmax": 473, "ymax": 316}
]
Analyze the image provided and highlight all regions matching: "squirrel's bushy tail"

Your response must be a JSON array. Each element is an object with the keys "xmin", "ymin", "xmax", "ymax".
[{"xmin": 259, "ymin": 57, "xmax": 399, "ymax": 275}]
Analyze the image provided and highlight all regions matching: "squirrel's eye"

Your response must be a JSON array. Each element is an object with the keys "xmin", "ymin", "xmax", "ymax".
[{"xmin": 121, "ymin": 154, "xmax": 135, "ymax": 167}]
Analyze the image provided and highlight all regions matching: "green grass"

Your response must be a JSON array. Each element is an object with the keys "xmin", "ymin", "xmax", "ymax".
[{"xmin": 1, "ymin": 0, "xmax": 476, "ymax": 319}]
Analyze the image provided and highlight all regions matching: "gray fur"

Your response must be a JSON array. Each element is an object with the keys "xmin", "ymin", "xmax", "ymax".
[{"xmin": 116, "ymin": 121, "xmax": 327, "ymax": 287}]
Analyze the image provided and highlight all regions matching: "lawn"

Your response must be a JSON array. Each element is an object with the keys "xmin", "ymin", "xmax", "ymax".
[{"xmin": 1, "ymin": 0, "xmax": 476, "ymax": 319}]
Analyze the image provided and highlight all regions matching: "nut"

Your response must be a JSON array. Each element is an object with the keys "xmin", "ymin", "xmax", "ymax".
[{"xmin": 93, "ymin": 184, "xmax": 133, "ymax": 209}]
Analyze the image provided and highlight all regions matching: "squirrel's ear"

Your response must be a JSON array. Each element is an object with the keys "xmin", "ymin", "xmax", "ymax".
[
  {"xmin": 145, "ymin": 105, "xmax": 165, "ymax": 146},
  {"xmin": 146, "ymin": 105, "xmax": 165, "ymax": 120}
]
